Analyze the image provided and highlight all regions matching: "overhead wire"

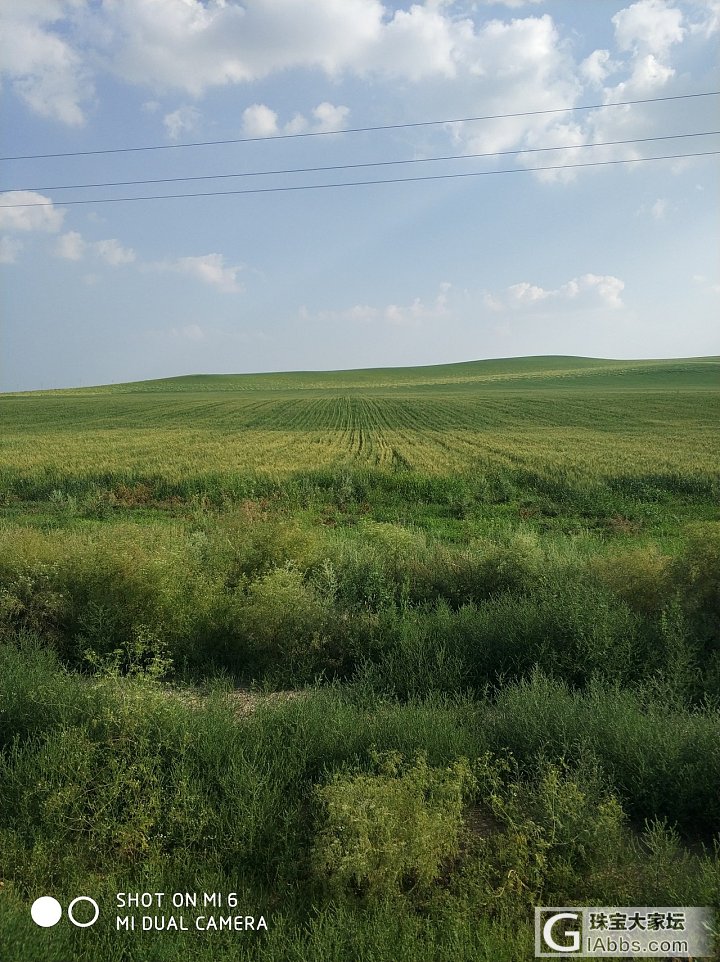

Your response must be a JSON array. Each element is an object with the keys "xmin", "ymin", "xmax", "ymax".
[
  {"xmin": 1, "ymin": 89, "xmax": 718, "ymax": 162},
  {"xmin": 1, "ymin": 149, "xmax": 718, "ymax": 209},
  {"xmin": 4, "ymin": 129, "xmax": 719, "ymax": 194}
]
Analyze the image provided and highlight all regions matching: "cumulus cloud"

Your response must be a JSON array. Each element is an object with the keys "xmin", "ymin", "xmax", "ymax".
[
  {"xmin": 688, "ymin": 0, "xmax": 720, "ymax": 37},
  {"xmin": 0, "ymin": 0, "xmax": 92, "ymax": 125},
  {"xmin": 304, "ymin": 283, "xmax": 452, "ymax": 327},
  {"xmin": 95, "ymin": 238, "xmax": 136, "ymax": 266},
  {"xmin": 242, "ymin": 101, "xmax": 349, "ymax": 138},
  {"xmin": 3, "ymin": 1, "xmax": 577, "ymax": 109},
  {"xmin": 101, "ymin": 0, "xmax": 385, "ymax": 94},
  {"xmin": 54, "ymin": 231, "xmax": 135, "ymax": 265},
  {"xmin": 3, "ymin": 0, "xmax": 711, "ymax": 190},
  {"xmin": 486, "ymin": 274, "xmax": 625, "ymax": 311},
  {"xmin": 163, "ymin": 104, "xmax": 201, "ymax": 141},
  {"xmin": 241, "ymin": 104, "xmax": 279, "ymax": 138},
  {"xmin": 580, "ymin": 49, "xmax": 619, "ymax": 86},
  {"xmin": 154, "ymin": 253, "xmax": 245, "ymax": 293},
  {"xmin": 444, "ymin": 14, "xmax": 582, "ymax": 157},
  {"xmin": 55, "ymin": 230, "xmax": 86, "ymax": 260},
  {"xmin": 612, "ymin": 0, "xmax": 685, "ymax": 55},
  {"xmin": 0, "ymin": 236, "xmax": 24, "ymax": 264},
  {"xmin": 478, "ymin": 0, "xmax": 544, "ymax": 6},
  {"xmin": 596, "ymin": 0, "xmax": 684, "ymax": 106},
  {"xmin": 362, "ymin": 4, "xmax": 474, "ymax": 80},
  {"xmin": 0, "ymin": 192, "xmax": 64, "ymax": 233},
  {"xmin": 312, "ymin": 102, "xmax": 350, "ymax": 132}
]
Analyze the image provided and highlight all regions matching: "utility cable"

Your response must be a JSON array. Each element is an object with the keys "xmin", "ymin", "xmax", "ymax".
[
  {"xmin": 1, "ymin": 90, "xmax": 718, "ymax": 162},
  {"xmin": 4, "ymin": 129, "xmax": 718, "ymax": 194},
  {"xmin": 1, "ymin": 149, "xmax": 718, "ymax": 209}
]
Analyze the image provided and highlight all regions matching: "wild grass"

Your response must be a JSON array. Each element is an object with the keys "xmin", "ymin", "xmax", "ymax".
[
  {"xmin": 1, "ymin": 641, "xmax": 719, "ymax": 961},
  {"xmin": 1, "ymin": 356, "xmax": 718, "ymax": 961}
]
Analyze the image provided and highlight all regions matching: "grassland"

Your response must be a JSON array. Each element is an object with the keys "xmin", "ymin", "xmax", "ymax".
[{"xmin": 1, "ymin": 355, "xmax": 719, "ymax": 961}]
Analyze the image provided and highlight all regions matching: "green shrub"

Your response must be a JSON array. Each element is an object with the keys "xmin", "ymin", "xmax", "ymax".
[
  {"xmin": 456, "ymin": 577, "xmax": 640, "ymax": 688},
  {"xmin": 591, "ymin": 546, "xmax": 671, "ymax": 616},
  {"xmin": 311, "ymin": 751, "xmax": 476, "ymax": 900},
  {"xmin": 488, "ymin": 671, "xmax": 720, "ymax": 839},
  {"xmin": 213, "ymin": 510, "xmax": 320, "ymax": 583},
  {"xmin": 0, "ymin": 563, "xmax": 66, "ymax": 642},
  {"xmin": 675, "ymin": 522, "xmax": 720, "ymax": 614},
  {"xmin": 455, "ymin": 753, "xmax": 627, "ymax": 911},
  {"xmin": 233, "ymin": 566, "xmax": 331, "ymax": 677}
]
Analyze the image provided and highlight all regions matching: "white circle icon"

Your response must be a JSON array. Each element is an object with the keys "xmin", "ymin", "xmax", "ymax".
[
  {"xmin": 31, "ymin": 896, "xmax": 63, "ymax": 928},
  {"xmin": 67, "ymin": 897, "xmax": 100, "ymax": 928}
]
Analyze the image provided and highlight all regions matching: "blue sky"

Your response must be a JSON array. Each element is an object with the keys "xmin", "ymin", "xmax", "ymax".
[{"xmin": 1, "ymin": 0, "xmax": 718, "ymax": 391}]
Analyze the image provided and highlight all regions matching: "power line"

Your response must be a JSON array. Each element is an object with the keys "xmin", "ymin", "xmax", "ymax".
[
  {"xmin": 2, "ymin": 90, "xmax": 718, "ymax": 163},
  {"xmin": 5, "ymin": 129, "xmax": 718, "ymax": 194},
  {"xmin": 1, "ymin": 150, "xmax": 717, "ymax": 209}
]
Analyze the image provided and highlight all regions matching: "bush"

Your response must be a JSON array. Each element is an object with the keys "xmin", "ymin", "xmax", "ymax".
[
  {"xmin": 232, "ymin": 566, "xmax": 331, "ymax": 678},
  {"xmin": 487, "ymin": 671, "xmax": 720, "ymax": 839},
  {"xmin": 591, "ymin": 546, "xmax": 671, "ymax": 616},
  {"xmin": 456, "ymin": 577, "xmax": 640, "ymax": 688},
  {"xmin": 311, "ymin": 751, "xmax": 476, "ymax": 900},
  {"xmin": 455, "ymin": 753, "xmax": 627, "ymax": 911},
  {"xmin": 0, "ymin": 563, "xmax": 66, "ymax": 642}
]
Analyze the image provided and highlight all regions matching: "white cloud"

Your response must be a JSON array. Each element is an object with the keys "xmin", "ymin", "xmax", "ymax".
[
  {"xmin": 307, "ymin": 283, "xmax": 452, "ymax": 327},
  {"xmin": 580, "ymin": 49, "xmax": 619, "ymax": 86},
  {"xmin": 3, "ymin": 0, "xmax": 711, "ymax": 194},
  {"xmin": 625, "ymin": 51, "xmax": 675, "ymax": 89},
  {"xmin": 0, "ymin": 0, "xmax": 92, "ymax": 125},
  {"xmin": 55, "ymin": 230, "xmax": 86, "ymax": 260},
  {"xmin": 0, "ymin": 236, "xmax": 24, "ymax": 264},
  {"xmin": 688, "ymin": 0, "xmax": 720, "ymax": 37},
  {"xmin": 363, "ymin": 4, "xmax": 474, "ymax": 80},
  {"xmin": 101, "ymin": 0, "xmax": 385, "ymax": 94},
  {"xmin": 242, "ymin": 101, "xmax": 349, "ymax": 138},
  {"xmin": 54, "ymin": 232, "xmax": 136, "ymax": 265},
  {"xmin": 163, "ymin": 104, "xmax": 201, "ymax": 141},
  {"xmin": 95, "ymin": 238, "xmax": 136, "ymax": 266},
  {"xmin": 444, "ymin": 15, "xmax": 582, "ymax": 158},
  {"xmin": 0, "ymin": 192, "xmax": 64, "ymax": 233},
  {"xmin": 311, "ymin": 102, "xmax": 350, "ymax": 133},
  {"xmin": 488, "ymin": 274, "xmax": 625, "ymax": 311},
  {"xmin": 507, "ymin": 281, "xmax": 552, "ymax": 305},
  {"xmin": 283, "ymin": 113, "xmax": 309, "ymax": 135},
  {"xmin": 242, "ymin": 104, "xmax": 279, "ymax": 138},
  {"xmin": 581, "ymin": 273, "xmax": 625, "ymax": 308},
  {"xmin": 154, "ymin": 253, "xmax": 245, "ymax": 293},
  {"xmin": 612, "ymin": 0, "xmax": 685, "ymax": 56},
  {"xmin": 6, "ymin": 1, "xmax": 575, "ymax": 110}
]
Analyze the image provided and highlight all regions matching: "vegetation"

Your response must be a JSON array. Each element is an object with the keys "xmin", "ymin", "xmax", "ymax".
[{"xmin": 0, "ymin": 355, "xmax": 718, "ymax": 961}]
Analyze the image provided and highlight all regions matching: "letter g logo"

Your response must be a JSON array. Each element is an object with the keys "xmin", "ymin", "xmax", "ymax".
[{"xmin": 543, "ymin": 912, "xmax": 581, "ymax": 953}]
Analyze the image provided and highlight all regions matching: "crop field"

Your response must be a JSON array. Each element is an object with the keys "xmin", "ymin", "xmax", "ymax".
[
  {"xmin": 2, "ymin": 355, "xmax": 719, "ymax": 492},
  {"xmin": 1, "ymin": 355, "xmax": 719, "ymax": 962}
]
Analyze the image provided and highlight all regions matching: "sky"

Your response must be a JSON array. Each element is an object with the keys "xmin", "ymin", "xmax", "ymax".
[{"xmin": 0, "ymin": 0, "xmax": 719, "ymax": 391}]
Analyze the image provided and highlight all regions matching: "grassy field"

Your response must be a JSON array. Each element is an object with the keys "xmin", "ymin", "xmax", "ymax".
[{"xmin": 1, "ymin": 355, "xmax": 719, "ymax": 961}]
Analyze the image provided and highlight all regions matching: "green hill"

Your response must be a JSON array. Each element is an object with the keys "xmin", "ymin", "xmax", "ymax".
[{"xmin": 7, "ymin": 354, "xmax": 720, "ymax": 397}]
